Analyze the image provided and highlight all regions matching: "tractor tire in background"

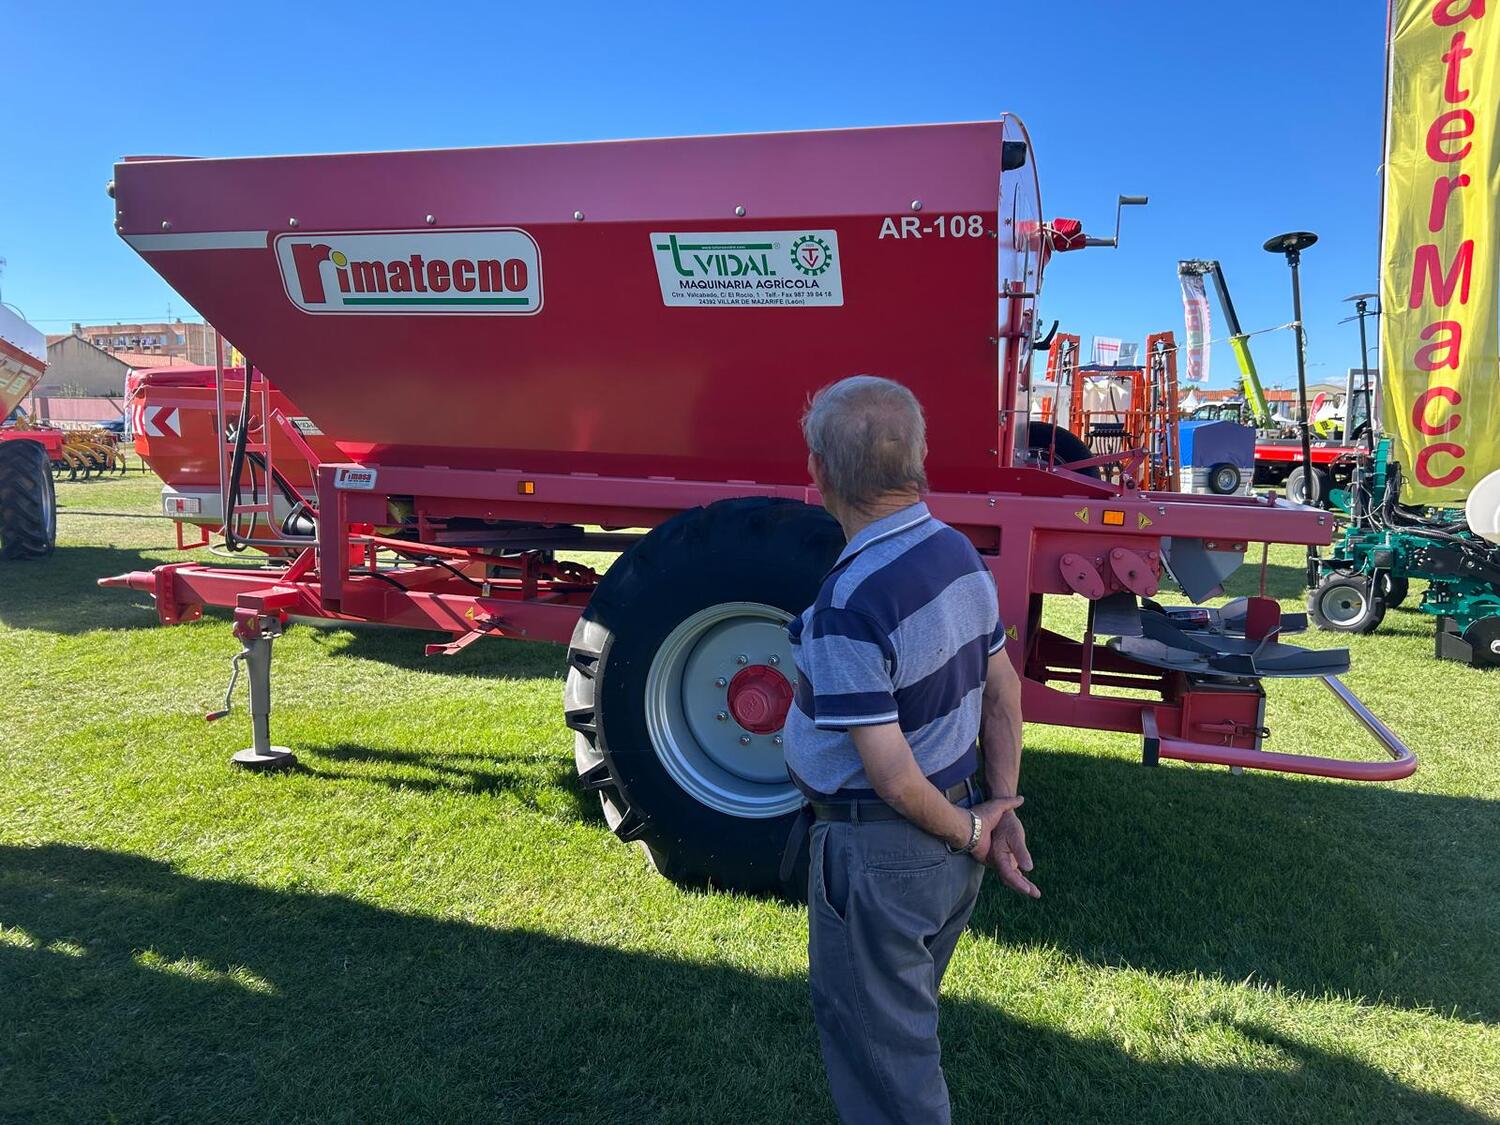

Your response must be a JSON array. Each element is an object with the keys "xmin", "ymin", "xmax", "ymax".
[
  {"xmin": 1207, "ymin": 462, "xmax": 1243, "ymax": 495},
  {"xmin": 1308, "ymin": 572, "xmax": 1385, "ymax": 634},
  {"xmin": 1380, "ymin": 573, "xmax": 1410, "ymax": 608},
  {"xmin": 1026, "ymin": 421, "xmax": 1100, "ymax": 479},
  {"xmin": 1285, "ymin": 465, "xmax": 1330, "ymax": 506},
  {"xmin": 565, "ymin": 497, "xmax": 843, "ymax": 894},
  {"xmin": 0, "ymin": 439, "xmax": 58, "ymax": 561},
  {"xmin": 1462, "ymin": 615, "xmax": 1500, "ymax": 667}
]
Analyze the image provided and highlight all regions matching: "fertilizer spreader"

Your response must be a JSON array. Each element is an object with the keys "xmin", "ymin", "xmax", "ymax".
[{"xmin": 101, "ymin": 119, "xmax": 1415, "ymax": 891}]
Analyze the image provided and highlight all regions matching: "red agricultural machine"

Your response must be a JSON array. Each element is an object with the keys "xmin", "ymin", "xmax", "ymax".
[
  {"xmin": 0, "ymin": 305, "xmax": 58, "ymax": 560},
  {"xmin": 102, "ymin": 119, "xmax": 1415, "ymax": 891},
  {"xmin": 127, "ymin": 364, "xmax": 341, "ymax": 552}
]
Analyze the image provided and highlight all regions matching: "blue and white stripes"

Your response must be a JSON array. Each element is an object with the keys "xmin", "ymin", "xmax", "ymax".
[{"xmin": 784, "ymin": 502, "xmax": 1004, "ymax": 796}]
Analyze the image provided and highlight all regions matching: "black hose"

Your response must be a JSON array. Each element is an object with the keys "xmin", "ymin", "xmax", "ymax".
[
  {"xmin": 411, "ymin": 554, "xmax": 486, "ymax": 591},
  {"xmin": 222, "ymin": 363, "xmax": 256, "ymax": 553}
]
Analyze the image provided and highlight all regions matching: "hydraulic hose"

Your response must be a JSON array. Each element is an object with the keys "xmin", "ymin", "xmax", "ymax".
[{"xmin": 222, "ymin": 362, "xmax": 256, "ymax": 552}]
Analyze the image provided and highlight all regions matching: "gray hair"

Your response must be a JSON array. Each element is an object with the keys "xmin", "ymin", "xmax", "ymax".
[{"xmin": 801, "ymin": 375, "xmax": 928, "ymax": 510}]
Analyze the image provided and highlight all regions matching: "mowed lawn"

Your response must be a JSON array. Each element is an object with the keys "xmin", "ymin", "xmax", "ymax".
[{"xmin": 1, "ymin": 472, "xmax": 1497, "ymax": 1124}]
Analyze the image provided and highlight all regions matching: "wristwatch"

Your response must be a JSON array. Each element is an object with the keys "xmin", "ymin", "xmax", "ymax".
[{"xmin": 947, "ymin": 810, "xmax": 982, "ymax": 855}]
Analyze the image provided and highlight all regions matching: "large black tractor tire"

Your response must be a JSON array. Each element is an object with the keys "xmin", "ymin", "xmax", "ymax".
[
  {"xmin": 1026, "ymin": 421, "xmax": 1100, "ymax": 479},
  {"xmin": 1463, "ymin": 615, "xmax": 1500, "ymax": 667},
  {"xmin": 1308, "ymin": 572, "xmax": 1385, "ymax": 634},
  {"xmin": 0, "ymin": 440, "xmax": 58, "ymax": 561},
  {"xmin": 565, "ymin": 497, "xmax": 843, "ymax": 894},
  {"xmin": 1285, "ymin": 465, "xmax": 1330, "ymax": 506}
]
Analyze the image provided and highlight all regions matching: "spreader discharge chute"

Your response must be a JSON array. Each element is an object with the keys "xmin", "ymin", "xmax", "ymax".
[{"xmin": 102, "ymin": 119, "xmax": 1414, "ymax": 892}]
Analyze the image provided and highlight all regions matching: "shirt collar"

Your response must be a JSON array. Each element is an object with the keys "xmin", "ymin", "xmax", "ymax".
[{"xmin": 834, "ymin": 500, "xmax": 931, "ymax": 566}]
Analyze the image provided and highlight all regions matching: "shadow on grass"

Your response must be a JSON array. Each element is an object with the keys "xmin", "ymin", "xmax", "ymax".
[
  {"xmin": 978, "ymin": 748, "xmax": 1500, "ymax": 1027},
  {"xmin": 296, "ymin": 742, "xmax": 604, "ymax": 826},
  {"xmin": 283, "ymin": 731, "xmax": 1497, "ymax": 1030},
  {"xmin": 0, "ymin": 546, "xmax": 180, "ymax": 634},
  {"xmin": 307, "ymin": 626, "xmax": 567, "ymax": 682},
  {"xmin": 0, "ymin": 844, "xmax": 1484, "ymax": 1124}
]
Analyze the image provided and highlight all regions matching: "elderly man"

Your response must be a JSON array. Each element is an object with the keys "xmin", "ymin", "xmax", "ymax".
[{"xmin": 785, "ymin": 375, "xmax": 1037, "ymax": 1125}]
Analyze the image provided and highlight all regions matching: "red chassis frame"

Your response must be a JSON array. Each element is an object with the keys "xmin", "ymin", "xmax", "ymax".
[{"xmin": 103, "ymin": 458, "xmax": 1416, "ymax": 783}]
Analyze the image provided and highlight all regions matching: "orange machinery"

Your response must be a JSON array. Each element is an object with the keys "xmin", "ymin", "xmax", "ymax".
[{"xmin": 1038, "ymin": 331, "xmax": 1180, "ymax": 491}]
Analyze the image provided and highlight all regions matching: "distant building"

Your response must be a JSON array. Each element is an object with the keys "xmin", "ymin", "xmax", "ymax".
[
  {"xmin": 109, "ymin": 352, "xmax": 191, "ymax": 370},
  {"xmin": 63, "ymin": 319, "xmax": 216, "ymax": 365},
  {"xmin": 41, "ymin": 335, "xmax": 135, "ymax": 396}
]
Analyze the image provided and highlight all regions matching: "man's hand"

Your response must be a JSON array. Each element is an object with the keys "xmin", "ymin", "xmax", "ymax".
[{"xmin": 972, "ymin": 799, "xmax": 1039, "ymax": 898}]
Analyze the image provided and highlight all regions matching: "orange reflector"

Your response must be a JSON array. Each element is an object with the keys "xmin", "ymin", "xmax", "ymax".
[
  {"xmin": 517, "ymin": 480, "xmax": 536, "ymax": 495},
  {"xmin": 1102, "ymin": 509, "xmax": 1125, "ymax": 526}
]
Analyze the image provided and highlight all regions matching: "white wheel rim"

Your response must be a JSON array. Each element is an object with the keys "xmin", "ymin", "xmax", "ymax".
[
  {"xmin": 644, "ymin": 602, "xmax": 804, "ymax": 819},
  {"xmin": 1322, "ymin": 585, "xmax": 1367, "ymax": 626}
]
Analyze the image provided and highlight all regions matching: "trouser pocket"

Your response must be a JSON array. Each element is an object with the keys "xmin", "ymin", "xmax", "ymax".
[{"xmin": 811, "ymin": 824, "xmax": 849, "ymax": 924}]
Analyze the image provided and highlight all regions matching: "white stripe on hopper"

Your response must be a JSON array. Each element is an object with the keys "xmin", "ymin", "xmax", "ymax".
[{"xmin": 123, "ymin": 231, "xmax": 269, "ymax": 251}]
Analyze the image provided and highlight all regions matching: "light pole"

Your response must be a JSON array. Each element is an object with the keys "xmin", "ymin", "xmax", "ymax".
[
  {"xmin": 1264, "ymin": 232, "xmax": 1320, "ymax": 507},
  {"xmin": 1265, "ymin": 231, "xmax": 1320, "ymax": 588}
]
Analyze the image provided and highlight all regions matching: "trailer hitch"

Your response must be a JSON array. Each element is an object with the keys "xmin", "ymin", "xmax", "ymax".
[{"xmin": 424, "ymin": 621, "xmax": 504, "ymax": 657}]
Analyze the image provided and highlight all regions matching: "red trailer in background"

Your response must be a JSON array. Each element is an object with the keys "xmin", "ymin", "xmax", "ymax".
[
  {"xmin": 102, "ymin": 119, "xmax": 1414, "ymax": 892},
  {"xmin": 0, "ymin": 305, "xmax": 58, "ymax": 560},
  {"xmin": 128, "ymin": 365, "xmax": 341, "ymax": 552}
]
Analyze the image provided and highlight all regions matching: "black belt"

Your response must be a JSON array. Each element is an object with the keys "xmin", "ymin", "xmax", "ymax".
[{"xmin": 809, "ymin": 776, "xmax": 981, "ymax": 822}]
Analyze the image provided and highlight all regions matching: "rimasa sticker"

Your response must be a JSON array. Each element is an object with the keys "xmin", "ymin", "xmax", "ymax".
[
  {"xmin": 649, "ymin": 230, "xmax": 843, "ymax": 307},
  {"xmin": 333, "ymin": 467, "xmax": 378, "ymax": 491}
]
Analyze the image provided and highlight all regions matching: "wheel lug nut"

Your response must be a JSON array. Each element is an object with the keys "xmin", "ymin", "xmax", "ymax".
[
  {"xmin": 714, "ymin": 677, "xmax": 727, "ymax": 688},
  {"xmin": 735, "ymin": 654, "xmax": 748, "ymax": 665},
  {"xmin": 716, "ymin": 711, "xmax": 728, "ymax": 722},
  {"xmin": 773, "ymin": 735, "xmax": 783, "ymax": 746},
  {"xmin": 768, "ymin": 655, "xmax": 780, "ymax": 665},
  {"xmin": 739, "ymin": 735, "xmax": 751, "ymax": 745}
]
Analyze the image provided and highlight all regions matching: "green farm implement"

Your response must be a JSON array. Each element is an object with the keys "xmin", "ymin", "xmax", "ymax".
[{"xmin": 1309, "ymin": 440, "xmax": 1500, "ymax": 667}]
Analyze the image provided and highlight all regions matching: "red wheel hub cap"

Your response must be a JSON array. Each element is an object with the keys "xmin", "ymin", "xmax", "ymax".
[{"xmin": 726, "ymin": 665, "xmax": 794, "ymax": 734}]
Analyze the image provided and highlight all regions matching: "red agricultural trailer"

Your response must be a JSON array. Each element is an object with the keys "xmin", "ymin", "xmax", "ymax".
[
  {"xmin": 101, "ymin": 118, "xmax": 1415, "ymax": 891},
  {"xmin": 0, "ymin": 305, "xmax": 58, "ymax": 560},
  {"xmin": 127, "ymin": 364, "xmax": 341, "ymax": 552}
]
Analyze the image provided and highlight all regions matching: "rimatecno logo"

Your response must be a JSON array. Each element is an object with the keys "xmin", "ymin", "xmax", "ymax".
[{"xmin": 274, "ymin": 228, "xmax": 542, "ymax": 315}]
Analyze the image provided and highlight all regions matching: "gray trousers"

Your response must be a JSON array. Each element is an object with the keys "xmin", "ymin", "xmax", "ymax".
[{"xmin": 808, "ymin": 815, "xmax": 985, "ymax": 1125}]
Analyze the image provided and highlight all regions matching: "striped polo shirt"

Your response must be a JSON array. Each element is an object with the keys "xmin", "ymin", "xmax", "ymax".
[{"xmin": 784, "ymin": 501, "xmax": 1005, "ymax": 796}]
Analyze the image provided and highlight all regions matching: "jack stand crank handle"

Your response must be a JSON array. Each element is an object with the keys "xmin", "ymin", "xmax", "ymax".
[{"xmin": 205, "ymin": 651, "xmax": 244, "ymax": 722}]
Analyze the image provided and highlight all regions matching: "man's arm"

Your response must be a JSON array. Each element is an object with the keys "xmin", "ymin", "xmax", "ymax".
[
  {"xmin": 979, "ymin": 649, "xmax": 1039, "ymax": 897},
  {"xmin": 849, "ymin": 723, "xmax": 1021, "ymax": 854},
  {"xmin": 980, "ymin": 649, "xmax": 1024, "ymax": 798}
]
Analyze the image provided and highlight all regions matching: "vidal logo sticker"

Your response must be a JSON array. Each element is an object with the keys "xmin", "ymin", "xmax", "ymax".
[
  {"xmin": 275, "ymin": 228, "xmax": 542, "ymax": 316},
  {"xmin": 649, "ymin": 229, "xmax": 844, "ymax": 307}
]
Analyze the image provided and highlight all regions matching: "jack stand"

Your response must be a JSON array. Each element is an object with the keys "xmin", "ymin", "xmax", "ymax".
[{"xmin": 227, "ymin": 611, "xmax": 297, "ymax": 772}]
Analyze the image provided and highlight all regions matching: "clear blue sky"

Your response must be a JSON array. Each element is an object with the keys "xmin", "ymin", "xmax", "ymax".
[{"xmin": 5, "ymin": 1, "xmax": 1387, "ymax": 388}]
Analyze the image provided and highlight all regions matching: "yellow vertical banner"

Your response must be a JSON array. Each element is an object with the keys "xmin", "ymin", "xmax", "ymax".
[{"xmin": 1382, "ymin": 0, "xmax": 1500, "ymax": 504}]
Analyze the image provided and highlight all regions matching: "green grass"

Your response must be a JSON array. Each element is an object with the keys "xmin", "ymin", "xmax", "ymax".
[{"xmin": 2, "ymin": 473, "xmax": 1497, "ymax": 1123}]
